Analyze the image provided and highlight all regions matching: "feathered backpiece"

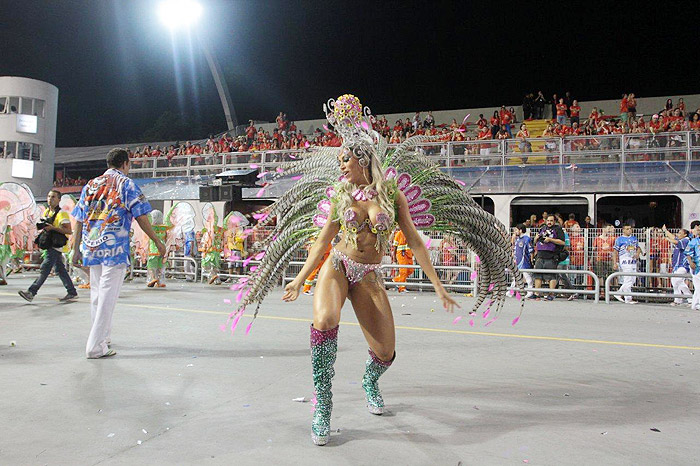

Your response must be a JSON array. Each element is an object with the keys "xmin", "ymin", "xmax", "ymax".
[{"xmin": 225, "ymin": 95, "xmax": 525, "ymax": 333}]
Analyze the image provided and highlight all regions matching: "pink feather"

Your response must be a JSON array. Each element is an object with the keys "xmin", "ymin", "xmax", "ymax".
[
  {"xmin": 223, "ymin": 299, "xmax": 231, "ymax": 305},
  {"xmin": 249, "ymin": 163, "xmax": 259, "ymax": 169},
  {"xmin": 231, "ymin": 314, "xmax": 242, "ymax": 333},
  {"xmin": 425, "ymin": 237, "xmax": 431, "ymax": 248},
  {"xmin": 485, "ymin": 318, "xmax": 496, "ymax": 327},
  {"xmin": 469, "ymin": 319, "xmax": 475, "ymax": 327},
  {"xmin": 291, "ymin": 175, "xmax": 302, "ymax": 181},
  {"xmin": 455, "ymin": 179, "xmax": 466, "ymax": 186},
  {"xmin": 245, "ymin": 322, "xmax": 254, "ymax": 335},
  {"xmin": 452, "ymin": 316, "xmax": 463, "ymax": 324},
  {"xmin": 512, "ymin": 316, "xmax": 520, "ymax": 326},
  {"xmin": 515, "ymin": 291, "xmax": 522, "ymax": 300},
  {"xmin": 256, "ymin": 188, "xmax": 265, "ymax": 198},
  {"xmin": 470, "ymin": 271, "xmax": 478, "ymax": 280},
  {"xmin": 255, "ymin": 251, "xmax": 265, "ymax": 260},
  {"xmin": 487, "ymin": 283, "xmax": 495, "ymax": 291},
  {"xmin": 236, "ymin": 289, "xmax": 244, "ymax": 303}
]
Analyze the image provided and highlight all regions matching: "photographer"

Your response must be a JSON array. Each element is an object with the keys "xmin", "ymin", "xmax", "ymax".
[
  {"xmin": 18, "ymin": 190, "xmax": 77, "ymax": 302},
  {"xmin": 531, "ymin": 215, "xmax": 565, "ymax": 301}
]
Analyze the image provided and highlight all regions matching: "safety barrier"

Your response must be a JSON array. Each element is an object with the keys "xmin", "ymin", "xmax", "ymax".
[
  {"xmin": 131, "ymin": 254, "xmax": 198, "ymax": 282},
  {"xmin": 605, "ymin": 271, "xmax": 692, "ymax": 303},
  {"xmin": 508, "ymin": 268, "xmax": 600, "ymax": 303}
]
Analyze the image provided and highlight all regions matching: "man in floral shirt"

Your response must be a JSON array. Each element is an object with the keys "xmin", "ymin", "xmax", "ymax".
[{"xmin": 72, "ymin": 148, "xmax": 165, "ymax": 359}]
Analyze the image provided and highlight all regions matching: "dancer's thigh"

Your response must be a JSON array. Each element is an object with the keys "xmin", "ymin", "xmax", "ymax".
[
  {"xmin": 312, "ymin": 258, "xmax": 348, "ymax": 330},
  {"xmin": 349, "ymin": 273, "xmax": 395, "ymax": 361}
]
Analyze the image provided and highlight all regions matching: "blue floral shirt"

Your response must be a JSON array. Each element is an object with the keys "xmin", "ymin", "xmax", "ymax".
[{"xmin": 71, "ymin": 168, "xmax": 152, "ymax": 266}]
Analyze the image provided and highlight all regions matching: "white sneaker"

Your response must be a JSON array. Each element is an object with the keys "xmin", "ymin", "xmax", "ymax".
[
  {"xmin": 625, "ymin": 300, "xmax": 638, "ymax": 305},
  {"xmin": 614, "ymin": 294, "xmax": 625, "ymax": 303}
]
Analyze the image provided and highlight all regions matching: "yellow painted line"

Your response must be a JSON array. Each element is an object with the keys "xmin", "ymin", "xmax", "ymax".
[
  {"xmin": 120, "ymin": 303, "xmax": 700, "ymax": 351},
  {"xmin": 3, "ymin": 290, "xmax": 697, "ymax": 350}
]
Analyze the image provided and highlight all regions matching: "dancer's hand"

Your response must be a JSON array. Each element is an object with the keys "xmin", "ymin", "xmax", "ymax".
[
  {"xmin": 282, "ymin": 280, "xmax": 301, "ymax": 302},
  {"xmin": 437, "ymin": 287, "xmax": 460, "ymax": 313},
  {"xmin": 71, "ymin": 251, "xmax": 82, "ymax": 267}
]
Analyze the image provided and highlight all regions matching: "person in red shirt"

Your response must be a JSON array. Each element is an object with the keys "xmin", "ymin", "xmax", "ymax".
[
  {"xmin": 477, "ymin": 114, "xmax": 487, "ymax": 128},
  {"xmin": 593, "ymin": 225, "xmax": 616, "ymax": 288},
  {"xmin": 393, "ymin": 120, "xmax": 403, "ymax": 134},
  {"xmin": 588, "ymin": 107, "xmax": 599, "ymax": 125},
  {"xmin": 627, "ymin": 93, "xmax": 637, "ymax": 119},
  {"xmin": 555, "ymin": 98, "xmax": 568, "ymax": 126},
  {"xmin": 569, "ymin": 100, "xmax": 581, "ymax": 126},
  {"xmin": 515, "ymin": 123, "xmax": 531, "ymax": 163},
  {"xmin": 246, "ymin": 120, "xmax": 257, "ymax": 144},
  {"xmin": 619, "ymin": 94, "xmax": 628, "ymax": 125}
]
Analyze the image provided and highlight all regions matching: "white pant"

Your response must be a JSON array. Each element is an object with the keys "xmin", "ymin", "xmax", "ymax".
[
  {"xmin": 692, "ymin": 274, "xmax": 700, "ymax": 311},
  {"xmin": 86, "ymin": 264, "xmax": 126, "ymax": 358},
  {"xmin": 618, "ymin": 264, "xmax": 636, "ymax": 303},
  {"xmin": 671, "ymin": 267, "xmax": 692, "ymax": 304}
]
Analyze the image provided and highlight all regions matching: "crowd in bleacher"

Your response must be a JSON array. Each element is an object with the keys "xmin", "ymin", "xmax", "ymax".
[{"xmin": 118, "ymin": 94, "xmax": 700, "ymax": 165}]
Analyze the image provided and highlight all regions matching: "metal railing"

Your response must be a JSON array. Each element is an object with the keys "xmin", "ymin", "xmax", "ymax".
[
  {"xmin": 605, "ymin": 271, "xmax": 692, "ymax": 303},
  {"xmin": 507, "ymin": 268, "xmax": 600, "ymax": 303},
  {"xmin": 127, "ymin": 130, "xmax": 700, "ymax": 178}
]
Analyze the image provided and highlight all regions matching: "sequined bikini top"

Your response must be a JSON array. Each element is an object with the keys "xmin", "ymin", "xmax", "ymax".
[{"xmin": 341, "ymin": 208, "xmax": 394, "ymax": 252}]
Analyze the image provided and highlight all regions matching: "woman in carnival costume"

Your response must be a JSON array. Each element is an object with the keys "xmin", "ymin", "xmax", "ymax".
[
  {"xmin": 146, "ymin": 210, "xmax": 170, "ymax": 288},
  {"xmin": 228, "ymin": 95, "xmax": 525, "ymax": 445}
]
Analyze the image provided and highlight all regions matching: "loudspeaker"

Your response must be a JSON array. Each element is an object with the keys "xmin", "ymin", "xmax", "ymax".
[
  {"xmin": 220, "ymin": 184, "xmax": 232, "ymax": 201},
  {"xmin": 219, "ymin": 185, "xmax": 243, "ymax": 202},
  {"xmin": 199, "ymin": 185, "xmax": 219, "ymax": 202}
]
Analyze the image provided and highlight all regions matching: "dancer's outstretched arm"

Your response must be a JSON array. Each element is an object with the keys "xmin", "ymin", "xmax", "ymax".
[
  {"xmin": 395, "ymin": 191, "xmax": 459, "ymax": 312},
  {"xmin": 283, "ymin": 218, "xmax": 340, "ymax": 302}
]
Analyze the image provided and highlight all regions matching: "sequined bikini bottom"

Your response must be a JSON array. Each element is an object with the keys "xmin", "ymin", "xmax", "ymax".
[{"xmin": 331, "ymin": 248, "xmax": 382, "ymax": 288}]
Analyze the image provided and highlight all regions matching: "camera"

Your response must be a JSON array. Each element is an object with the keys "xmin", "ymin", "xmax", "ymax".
[
  {"xmin": 537, "ymin": 228, "xmax": 553, "ymax": 242},
  {"xmin": 36, "ymin": 217, "xmax": 51, "ymax": 230}
]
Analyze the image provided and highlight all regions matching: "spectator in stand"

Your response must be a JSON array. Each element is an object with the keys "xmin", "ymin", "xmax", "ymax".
[
  {"xmin": 569, "ymin": 100, "xmax": 581, "ymax": 126},
  {"xmin": 619, "ymin": 94, "xmax": 629, "ymax": 125},
  {"xmin": 516, "ymin": 123, "xmax": 531, "ymax": 163},
  {"xmin": 522, "ymin": 93, "xmax": 534, "ymax": 120},
  {"xmin": 662, "ymin": 225, "xmax": 692, "ymax": 306},
  {"xmin": 412, "ymin": 112, "xmax": 422, "ymax": 131},
  {"xmin": 583, "ymin": 216, "xmax": 593, "ymax": 229},
  {"xmin": 665, "ymin": 98, "xmax": 673, "ymax": 112},
  {"xmin": 612, "ymin": 223, "xmax": 642, "ymax": 304},
  {"xmin": 511, "ymin": 224, "xmax": 534, "ymax": 298},
  {"xmin": 677, "ymin": 98, "xmax": 686, "ymax": 116},
  {"xmin": 549, "ymin": 94, "xmax": 558, "ymax": 120},
  {"xmin": 627, "ymin": 93, "xmax": 637, "ymax": 120},
  {"xmin": 563, "ymin": 92, "xmax": 573, "ymax": 117},
  {"xmin": 555, "ymin": 216, "xmax": 577, "ymax": 300},
  {"xmin": 496, "ymin": 125, "xmax": 509, "ymax": 141},
  {"xmin": 564, "ymin": 213, "xmax": 579, "ymax": 229},
  {"xmin": 423, "ymin": 111, "xmax": 435, "ymax": 128},
  {"xmin": 509, "ymin": 107, "xmax": 517, "ymax": 124},
  {"xmin": 531, "ymin": 215, "xmax": 566, "ymax": 301},
  {"xmin": 685, "ymin": 221, "xmax": 700, "ymax": 311},
  {"xmin": 529, "ymin": 214, "xmax": 538, "ymax": 227},
  {"xmin": 476, "ymin": 114, "xmax": 487, "ymax": 128},
  {"xmin": 555, "ymin": 98, "xmax": 568, "ymax": 125},
  {"xmin": 534, "ymin": 91, "xmax": 546, "ymax": 119},
  {"xmin": 490, "ymin": 111, "xmax": 500, "ymax": 139},
  {"xmin": 500, "ymin": 106, "xmax": 513, "ymax": 137}
]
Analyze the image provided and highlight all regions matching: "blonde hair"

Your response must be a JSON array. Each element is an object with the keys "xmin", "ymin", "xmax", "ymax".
[{"xmin": 332, "ymin": 144, "xmax": 395, "ymax": 223}]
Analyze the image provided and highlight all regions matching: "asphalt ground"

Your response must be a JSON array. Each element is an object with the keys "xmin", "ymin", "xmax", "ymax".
[{"xmin": 1, "ymin": 274, "xmax": 699, "ymax": 466}]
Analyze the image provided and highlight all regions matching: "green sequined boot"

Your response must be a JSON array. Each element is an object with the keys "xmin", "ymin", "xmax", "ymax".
[
  {"xmin": 362, "ymin": 349, "xmax": 395, "ymax": 415},
  {"xmin": 310, "ymin": 324, "xmax": 338, "ymax": 446}
]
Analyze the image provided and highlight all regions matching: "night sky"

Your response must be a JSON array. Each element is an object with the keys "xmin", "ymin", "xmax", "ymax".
[{"xmin": 2, "ymin": 0, "xmax": 697, "ymax": 147}]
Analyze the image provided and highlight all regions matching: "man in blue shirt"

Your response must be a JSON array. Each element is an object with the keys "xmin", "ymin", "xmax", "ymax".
[
  {"xmin": 684, "ymin": 221, "xmax": 700, "ymax": 311},
  {"xmin": 662, "ymin": 225, "xmax": 691, "ymax": 306},
  {"xmin": 510, "ymin": 224, "xmax": 534, "ymax": 298},
  {"xmin": 612, "ymin": 223, "xmax": 642, "ymax": 304},
  {"xmin": 72, "ymin": 148, "xmax": 166, "ymax": 359}
]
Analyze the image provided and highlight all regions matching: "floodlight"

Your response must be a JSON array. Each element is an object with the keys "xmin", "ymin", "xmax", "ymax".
[{"xmin": 158, "ymin": 0, "xmax": 202, "ymax": 29}]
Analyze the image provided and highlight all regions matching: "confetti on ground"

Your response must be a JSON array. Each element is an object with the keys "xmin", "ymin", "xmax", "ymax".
[
  {"xmin": 452, "ymin": 316, "xmax": 463, "ymax": 324},
  {"xmin": 107, "ymin": 433, "xmax": 115, "ymax": 438},
  {"xmin": 186, "ymin": 364, "xmax": 194, "ymax": 367},
  {"xmin": 292, "ymin": 397, "xmax": 308, "ymax": 402},
  {"xmin": 469, "ymin": 319, "xmax": 474, "ymax": 327},
  {"xmin": 650, "ymin": 428, "xmax": 661, "ymax": 432},
  {"xmin": 142, "ymin": 429, "xmax": 148, "ymax": 434},
  {"xmin": 601, "ymin": 431, "xmax": 608, "ymax": 435},
  {"xmin": 10, "ymin": 341, "xmax": 16, "ymax": 347},
  {"xmin": 223, "ymin": 299, "xmax": 231, "ymax": 305},
  {"xmin": 165, "ymin": 402, "xmax": 171, "ymax": 406},
  {"xmin": 137, "ymin": 440, "xmax": 142, "ymax": 445}
]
